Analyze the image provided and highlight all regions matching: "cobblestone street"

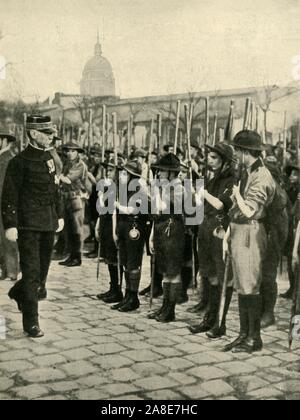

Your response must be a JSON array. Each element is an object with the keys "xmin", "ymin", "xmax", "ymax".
[{"xmin": 0, "ymin": 256, "xmax": 300, "ymax": 401}]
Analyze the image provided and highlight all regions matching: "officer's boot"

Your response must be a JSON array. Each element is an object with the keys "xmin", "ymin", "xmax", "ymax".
[
  {"xmin": 223, "ymin": 294, "xmax": 248, "ymax": 352},
  {"xmin": 156, "ymin": 282, "xmax": 180, "ymax": 323},
  {"xmin": 103, "ymin": 265, "xmax": 123, "ymax": 303},
  {"xmin": 187, "ymin": 276, "xmax": 209, "ymax": 313},
  {"xmin": 233, "ymin": 295, "xmax": 263, "ymax": 354},
  {"xmin": 8, "ymin": 279, "xmax": 25, "ymax": 312},
  {"xmin": 22, "ymin": 300, "xmax": 44, "ymax": 338},
  {"xmin": 148, "ymin": 282, "xmax": 170, "ymax": 319},
  {"xmin": 177, "ymin": 267, "xmax": 192, "ymax": 304},
  {"xmin": 118, "ymin": 270, "xmax": 140, "ymax": 312},
  {"xmin": 261, "ymin": 282, "xmax": 277, "ymax": 329}
]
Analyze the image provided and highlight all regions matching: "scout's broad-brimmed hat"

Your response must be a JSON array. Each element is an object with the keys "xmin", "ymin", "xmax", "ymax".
[
  {"xmin": 26, "ymin": 114, "xmax": 56, "ymax": 134},
  {"xmin": 152, "ymin": 153, "xmax": 182, "ymax": 172},
  {"xmin": 205, "ymin": 142, "xmax": 235, "ymax": 162},
  {"xmin": 123, "ymin": 160, "xmax": 142, "ymax": 177},
  {"xmin": 101, "ymin": 156, "xmax": 125, "ymax": 170},
  {"xmin": 232, "ymin": 130, "xmax": 264, "ymax": 151},
  {"xmin": 0, "ymin": 133, "xmax": 17, "ymax": 143},
  {"xmin": 62, "ymin": 141, "xmax": 84, "ymax": 154}
]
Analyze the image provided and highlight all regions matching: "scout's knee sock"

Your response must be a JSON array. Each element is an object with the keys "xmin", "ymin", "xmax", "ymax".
[
  {"xmin": 178, "ymin": 267, "xmax": 192, "ymax": 304},
  {"xmin": 261, "ymin": 282, "xmax": 277, "ymax": 328}
]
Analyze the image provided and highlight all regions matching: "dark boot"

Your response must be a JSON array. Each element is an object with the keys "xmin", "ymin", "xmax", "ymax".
[
  {"xmin": 207, "ymin": 287, "xmax": 233, "ymax": 339},
  {"xmin": 187, "ymin": 276, "xmax": 209, "ymax": 313},
  {"xmin": 111, "ymin": 270, "xmax": 130, "ymax": 310},
  {"xmin": 233, "ymin": 295, "xmax": 263, "ymax": 354},
  {"xmin": 118, "ymin": 270, "xmax": 140, "ymax": 312},
  {"xmin": 223, "ymin": 294, "xmax": 248, "ymax": 352},
  {"xmin": 103, "ymin": 265, "xmax": 123, "ymax": 303},
  {"xmin": 8, "ymin": 280, "xmax": 24, "ymax": 312},
  {"xmin": 22, "ymin": 300, "xmax": 44, "ymax": 338},
  {"xmin": 261, "ymin": 283, "xmax": 277, "ymax": 329},
  {"xmin": 156, "ymin": 283, "xmax": 180, "ymax": 323},
  {"xmin": 65, "ymin": 234, "xmax": 82, "ymax": 267},
  {"xmin": 189, "ymin": 285, "xmax": 219, "ymax": 334},
  {"xmin": 280, "ymin": 256, "xmax": 295, "ymax": 299},
  {"xmin": 38, "ymin": 287, "xmax": 47, "ymax": 301},
  {"xmin": 139, "ymin": 284, "xmax": 151, "ymax": 296},
  {"xmin": 59, "ymin": 255, "xmax": 73, "ymax": 266},
  {"xmin": 148, "ymin": 283, "xmax": 170, "ymax": 319},
  {"xmin": 177, "ymin": 267, "xmax": 192, "ymax": 304}
]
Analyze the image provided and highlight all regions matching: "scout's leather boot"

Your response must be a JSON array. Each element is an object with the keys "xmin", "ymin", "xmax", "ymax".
[
  {"xmin": 233, "ymin": 295, "xmax": 263, "ymax": 354},
  {"xmin": 111, "ymin": 271, "xmax": 130, "ymax": 310},
  {"xmin": 189, "ymin": 284, "xmax": 217, "ymax": 334},
  {"xmin": 118, "ymin": 271, "xmax": 140, "ymax": 312},
  {"xmin": 38, "ymin": 287, "xmax": 47, "ymax": 301},
  {"xmin": 223, "ymin": 294, "xmax": 249, "ymax": 352},
  {"xmin": 103, "ymin": 266, "xmax": 123, "ymax": 304},
  {"xmin": 148, "ymin": 283, "xmax": 170, "ymax": 319},
  {"xmin": 187, "ymin": 276, "xmax": 209, "ymax": 313},
  {"xmin": 261, "ymin": 283, "xmax": 277, "ymax": 329},
  {"xmin": 118, "ymin": 291, "xmax": 140, "ymax": 312},
  {"xmin": 207, "ymin": 287, "xmax": 233, "ymax": 339},
  {"xmin": 156, "ymin": 283, "xmax": 180, "ymax": 323},
  {"xmin": 177, "ymin": 267, "xmax": 192, "ymax": 304}
]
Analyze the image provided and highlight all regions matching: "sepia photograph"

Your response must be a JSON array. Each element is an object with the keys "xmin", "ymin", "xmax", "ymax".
[{"xmin": 1, "ymin": 0, "xmax": 300, "ymax": 403}]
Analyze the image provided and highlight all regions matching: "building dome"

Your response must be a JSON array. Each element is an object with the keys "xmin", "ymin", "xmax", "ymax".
[{"xmin": 80, "ymin": 35, "xmax": 116, "ymax": 98}]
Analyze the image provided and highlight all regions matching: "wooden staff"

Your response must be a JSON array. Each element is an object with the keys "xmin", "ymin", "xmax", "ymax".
[
  {"xmin": 174, "ymin": 100, "xmax": 181, "ymax": 153},
  {"xmin": 127, "ymin": 117, "xmax": 131, "ymax": 158},
  {"xmin": 250, "ymin": 100, "xmax": 255, "ymax": 130},
  {"xmin": 205, "ymin": 97, "xmax": 209, "ymax": 145},
  {"xmin": 88, "ymin": 109, "xmax": 93, "ymax": 153},
  {"xmin": 212, "ymin": 112, "xmax": 218, "ymax": 147},
  {"xmin": 22, "ymin": 112, "xmax": 27, "ymax": 151},
  {"xmin": 283, "ymin": 111, "xmax": 287, "ymax": 168},
  {"xmin": 106, "ymin": 113, "xmax": 110, "ymax": 148},
  {"xmin": 225, "ymin": 100, "xmax": 234, "ymax": 141},
  {"xmin": 256, "ymin": 105, "xmax": 259, "ymax": 132},
  {"xmin": 243, "ymin": 97, "xmax": 251, "ymax": 130},
  {"xmin": 189, "ymin": 102, "xmax": 194, "ymax": 140},
  {"xmin": 130, "ymin": 115, "xmax": 135, "ymax": 148},
  {"xmin": 102, "ymin": 105, "xmax": 106, "ymax": 162},
  {"xmin": 156, "ymin": 113, "xmax": 162, "ymax": 155}
]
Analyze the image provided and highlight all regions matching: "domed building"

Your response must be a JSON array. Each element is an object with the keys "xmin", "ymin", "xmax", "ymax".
[{"xmin": 80, "ymin": 34, "xmax": 116, "ymax": 98}]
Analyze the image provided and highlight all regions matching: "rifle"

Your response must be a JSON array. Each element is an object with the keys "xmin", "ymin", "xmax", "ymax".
[{"xmin": 174, "ymin": 100, "xmax": 181, "ymax": 153}]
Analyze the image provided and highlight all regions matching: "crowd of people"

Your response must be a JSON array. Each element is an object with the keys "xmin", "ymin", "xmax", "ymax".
[{"xmin": 0, "ymin": 113, "xmax": 299, "ymax": 354}]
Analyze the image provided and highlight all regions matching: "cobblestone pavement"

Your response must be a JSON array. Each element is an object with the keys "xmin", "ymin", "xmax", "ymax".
[{"xmin": 0, "ymin": 255, "xmax": 300, "ymax": 400}]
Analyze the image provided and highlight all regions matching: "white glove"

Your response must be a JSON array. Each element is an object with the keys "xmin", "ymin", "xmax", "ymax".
[
  {"xmin": 5, "ymin": 228, "xmax": 18, "ymax": 242},
  {"xmin": 56, "ymin": 219, "xmax": 65, "ymax": 233}
]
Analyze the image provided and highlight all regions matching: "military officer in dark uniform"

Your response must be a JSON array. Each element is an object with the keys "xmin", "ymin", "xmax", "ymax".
[{"xmin": 2, "ymin": 115, "xmax": 64, "ymax": 338}]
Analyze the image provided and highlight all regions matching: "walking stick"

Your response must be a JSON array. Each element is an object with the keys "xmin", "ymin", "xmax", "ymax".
[
  {"xmin": 218, "ymin": 253, "xmax": 231, "ymax": 328},
  {"xmin": 96, "ymin": 218, "xmax": 101, "ymax": 283}
]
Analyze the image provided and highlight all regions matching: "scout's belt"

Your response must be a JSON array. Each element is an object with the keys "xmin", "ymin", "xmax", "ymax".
[{"xmin": 231, "ymin": 219, "xmax": 265, "ymax": 225}]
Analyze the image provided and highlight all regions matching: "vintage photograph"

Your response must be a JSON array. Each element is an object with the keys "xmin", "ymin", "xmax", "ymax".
[{"xmin": 0, "ymin": 0, "xmax": 300, "ymax": 402}]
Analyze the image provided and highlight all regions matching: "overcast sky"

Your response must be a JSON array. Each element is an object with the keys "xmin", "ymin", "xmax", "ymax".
[{"xmin": 0, "ymin": 0, "xmax": 300, "ymax": 102}]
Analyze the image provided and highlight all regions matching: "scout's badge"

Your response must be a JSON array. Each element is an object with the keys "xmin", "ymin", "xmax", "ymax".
[{"xmin": 129, "ymin": 222, "xmax": 141, "ymax": 241}]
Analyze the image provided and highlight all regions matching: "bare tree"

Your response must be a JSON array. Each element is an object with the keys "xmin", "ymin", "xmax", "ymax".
[{"xmin": 256, "ymin": 82, "xmax": 300, "ymax": 139}]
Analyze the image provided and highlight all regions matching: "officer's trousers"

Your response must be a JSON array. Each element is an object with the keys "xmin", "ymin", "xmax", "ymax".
[{"xmin": 18, "ymin": 230, "xmax": 54, "ymax": 327}]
